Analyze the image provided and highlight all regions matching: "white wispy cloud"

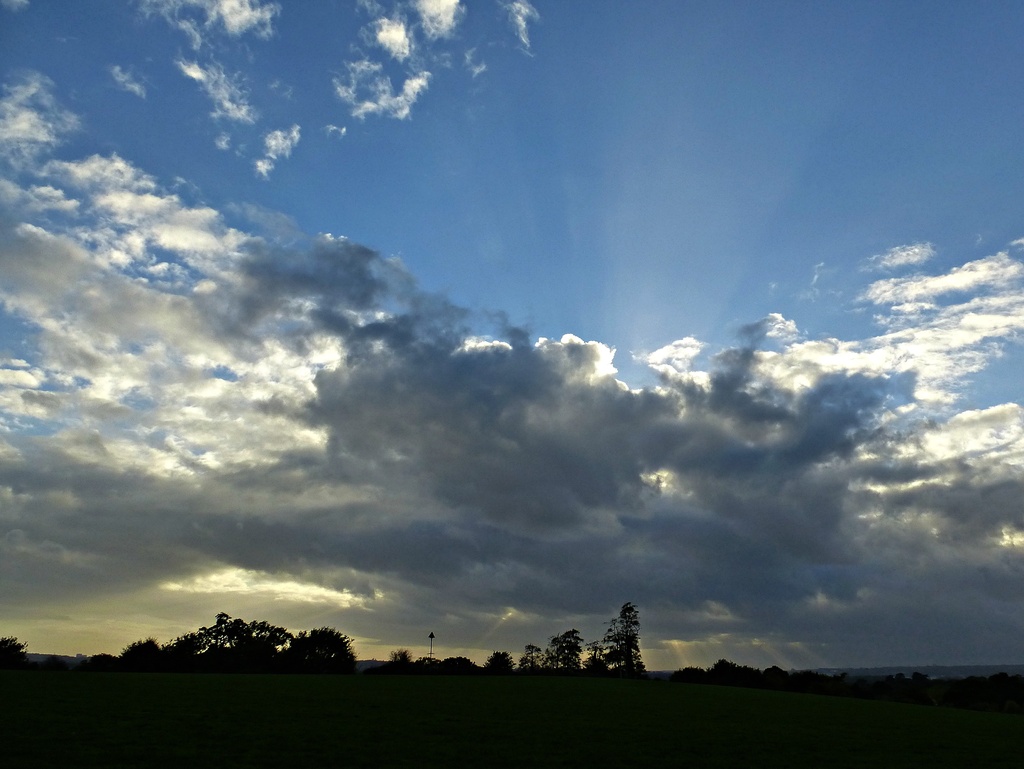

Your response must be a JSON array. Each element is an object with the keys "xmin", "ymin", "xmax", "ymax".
[
  {"xmin": 415, "ymin": 0, "xmax": 463, "ymax": 39},
  {"xmin": 254, "ymin": 124, "xmax": 300, "ymax": 178},
  {"xmin": 140, "ymin": 0, "xmax": 280, "ymax": 48},
  {"xmin": 503, "ymin": 0, "xmax": 539, "ymax": 51},
  {"xmin": 325, "ymin": 124, "xmax": 347, "ymax": 139},
  {"xmin": 464, "ymin": 47, "xmax": 487, "ymax": 78},
  {"xmin": 176, "ymin": 59, "xmax": 256, "ymax": 123},
  {"xmin": 109, "ymin": 65, "xmax": 147, "ymax": 98},
  {"xmin": 334, "ymin": 60, "xmax": 431, "ymax": 120},
  {"xmin": 867, "ymin": 242, "xmax": 936, "ymax": 271},
  {"xmin": 1, "ymin": 0, "xmax": 30, "ymax": 11},
  {"xmin": 861, "ymin": 252, "xmax": 1024, "ymax": 307},
  {"xmin": 0, "ymin": 72, "xmax": 79, "ymax": 166}
]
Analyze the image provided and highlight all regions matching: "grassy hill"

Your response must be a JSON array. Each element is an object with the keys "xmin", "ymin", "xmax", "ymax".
[{"xmin": 4, "ymin": 672, "xmax": 1022, "ymax": 767}]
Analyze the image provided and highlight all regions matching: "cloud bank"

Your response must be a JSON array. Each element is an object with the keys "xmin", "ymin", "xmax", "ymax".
[{"xmin": 2, "ymin": 74, "xmax": 1024, "ymax": 668}]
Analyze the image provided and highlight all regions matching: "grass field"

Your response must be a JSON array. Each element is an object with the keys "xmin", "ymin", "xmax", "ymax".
[{"xmin": 3, "ymin": 672, "xmax": 1023, "ymax": 767}]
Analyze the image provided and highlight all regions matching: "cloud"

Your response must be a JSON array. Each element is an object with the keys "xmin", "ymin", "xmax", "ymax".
[
  {"xmin": 324, "ymin": 124, "xmax": 347, "ymax": 139},
  {"xmin": 464, "ymin": 48, "xmax": 487, "ymax": 78},
  {"xmin": 372, "ymin": 16, "xmax": 413, "ymax": 62},
  {"xmin": 415, "ymin": 0, "xmax": 463, "ymax": 40},
  {"xmin": 140, "ymin": 0, "xmax": 280, "ymax": 48},
  {"xmin": 162, "ymin": 567, "xmax": 370, "ymax": 607},
  {"xmin": 4, "ymin": 82, "xmax": 1024, "ymax": 665},
  {"xmin": 503, "ymin": 0, "xmax": 539, "ymax": 51},
  {"xmin": 109, "ymin": 65, "xmax": 147, "ymax": 98},
  {"xmin": 254, "ymin": 124, "xmax": 300, "ymax": 178},
  {"xmin": 176, "ymin": 59, "xmax": 256, "ymax": 123},
  {"xmin": 0, "ymin": 72, "xmax": 79, "ymax": 167},
  {"xmin": 1, "ymin": 0, "xmax": 29, "ymax": 11},
  {"xmin": 867, "ymin": 242, "xmax": 936, "ymax": 271},
  {"xmin": 861, "ymin": 252, "xmax": 1024, "ymax": 307},
  {"xmin": 334, "ymin": 60, "xmax": 431, "ymax": 120}
]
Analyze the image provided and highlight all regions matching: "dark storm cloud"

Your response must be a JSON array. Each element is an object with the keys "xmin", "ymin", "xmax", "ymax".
[{"xmin": 218, "ymin": 237, "xmax": 1024, "ymax": 632}]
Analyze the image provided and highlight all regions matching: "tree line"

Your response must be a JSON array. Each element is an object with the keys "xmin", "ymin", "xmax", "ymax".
[
  {"xmin": 670, "ymin": 658, "xmax": 1024, "ymax": 714},
  {"xmin": 367, "ymin": 602, "xmax": 645, "ymax": 678},
  {"xmin": 0, "ymin": 602, "xmax": 645, "ymax": 678},
  {"xmin": 2, "ymin": 613, "xmax": 356, "ymax": 674}
]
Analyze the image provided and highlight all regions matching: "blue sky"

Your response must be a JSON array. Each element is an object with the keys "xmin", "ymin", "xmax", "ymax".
[{"xmin": 2, "ymin": 0, "xmax": 1024, "ymax": 669}]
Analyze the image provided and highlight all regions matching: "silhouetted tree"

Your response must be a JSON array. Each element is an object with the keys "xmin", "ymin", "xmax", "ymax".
[
  {"xmin": 484, "ymin": 650, "xmax": 515, "ymax": 674},
  {"xmin": 669, "ymin": 666, "xmax": 708, "ymax": 684},
  {"xmin": 438, "ymin": 656, "xmax": 480, "ymax": 675},
  {"xmin": 280, "ymin": 627, "xmax": 356, "ymax": 674},
  {"xmin": 163, "ymin": 631, "xmax": 205, "ymax": 672},
  {"xmin": 0, "ymin": 636, "xmax": 29, "ymax": 669},
  {"xmin": 583, "ymin": 640, "xmax": 610, "ymax": 676},
  {"xmin": 119, "ymin": 638, "xmax": 166, "ymax": 672},
  {"xmin": 196, "ymin": 613, "xmax": 292, "ymax": 673},
  {"xmin": 603, "ymin": 602, "xmax": 645, "ymax": 678},
  {"xmin": 390, "ymin": 648, "xmax": 413, "ymax": 665},
  {"xmin": 706, "ymin": 658, "xmax": 762, "ymax": 688},
  {"xmin": 365, "ymin": 648, "xmax": 415, "ymax": 675},
  {"xmin": 518, "ymin": 643, "xmax": 543, "ymax": 673},
  {"xmin": 545, "ymin": 629, "xmax": 583, "ymax": 672},
  {"xmin": 762, "ymin": 665, "xmax": 790, "ymax": 690}
]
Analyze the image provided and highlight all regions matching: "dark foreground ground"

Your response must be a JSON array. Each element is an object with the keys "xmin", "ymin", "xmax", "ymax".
[{"xmin": 3, "ymin": 672, "xmax": 1023, "ymax": 767}]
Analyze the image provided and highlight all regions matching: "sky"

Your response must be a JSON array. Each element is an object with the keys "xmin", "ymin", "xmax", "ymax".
[{"xmin": 1, "ymin": 0, "xmax": 1024, "ymax": 670}]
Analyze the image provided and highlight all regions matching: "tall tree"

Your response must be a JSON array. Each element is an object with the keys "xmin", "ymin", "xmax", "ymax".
[
  {"xmin": 603, "ymin": 602, "xmax": 645, "ymax": 678},
  {"xmin": 545, "ymin": 629, "xmax": 583, "ymax": 672},
  {"xmin": 583, "ymin": 640, "xmax": 609, "ymax": 675},
  {"xmin": 518, "ymin": 643, "xmax": 543, "ymax": 673}
]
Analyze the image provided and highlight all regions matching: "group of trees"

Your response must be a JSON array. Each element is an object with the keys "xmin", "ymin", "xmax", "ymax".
[
  {"xmin": 516, "ymin": 603, "xmax": 645, "ymax": 678},
  {"xmin": 367, "ymin": 602, "xmax": 647, "ymax": 679},
  {"xmin": 72, "ymin": 613, "xmax": 356, "ymax": 674},
  {"xmin": 670, "ymin": 659, "xmax": 1024, "ymax": 714}
]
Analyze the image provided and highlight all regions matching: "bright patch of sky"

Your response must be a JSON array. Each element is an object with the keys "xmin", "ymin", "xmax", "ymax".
[{"xmin": 2, "ymin": 0, "xmax": 1024, "ymax": 670}]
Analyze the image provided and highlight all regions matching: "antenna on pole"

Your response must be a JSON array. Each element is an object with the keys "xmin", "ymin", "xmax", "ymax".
[{"xmin": 428, "ymin": 632, "xmax": 435, "ymax": 660}]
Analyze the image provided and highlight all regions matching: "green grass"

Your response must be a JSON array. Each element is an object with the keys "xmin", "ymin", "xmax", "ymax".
[{"xmin": 3, "ymin": 672, "xmax": 1023, "ymax": 767}]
